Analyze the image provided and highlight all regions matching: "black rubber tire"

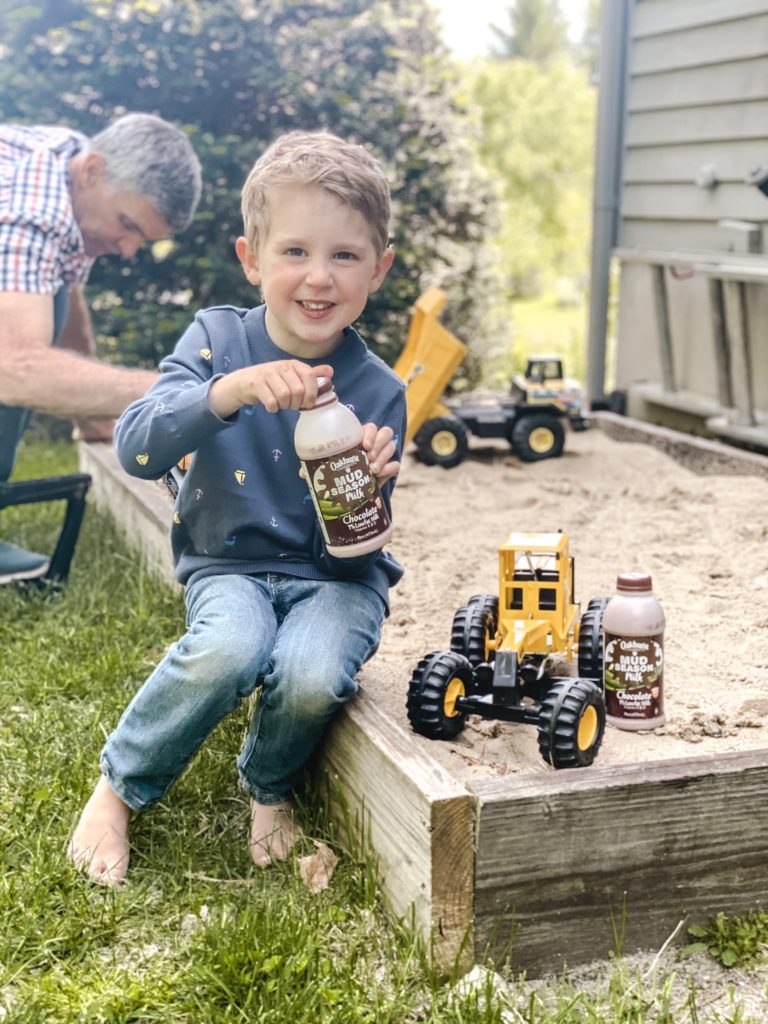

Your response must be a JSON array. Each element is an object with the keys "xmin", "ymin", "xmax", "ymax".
[
  {"xmin": 510, "ymin": 414, "xmax": 565, "ymax": 462},
  {"xmin": 468, "ymin": 593, "xmax": 500, "ymax": 617},
  {"xmin": 537, "ymin": 678, "xmax": 606, "ymax": 769},
  {"xmin": 413, "ymin": 417, "xmax": 469, "ymax": 469},
  {"xmin": 406, "ymin": 650, "xmax": 473, "ymax": 739},
  {"xmin": 578, "ymin": 596, "xmax": 609, "ymax": 684},
  {"xmin": 450, "ymin": 596, "xmax": 498, "ymax": 665}
]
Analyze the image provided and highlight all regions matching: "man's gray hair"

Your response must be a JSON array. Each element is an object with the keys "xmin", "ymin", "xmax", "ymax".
[{"xmin": 90, "ymin": 113, "xmax": 202, "ymax": 234}]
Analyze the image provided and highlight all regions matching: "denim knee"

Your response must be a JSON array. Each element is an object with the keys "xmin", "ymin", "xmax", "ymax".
[
  {"xmin": 267, "ymin": 640, "xmax": 358, "ymax": 717},
  {"xmin": 173, "ymin": 628, "xmax": 263, "ymax": 701}
]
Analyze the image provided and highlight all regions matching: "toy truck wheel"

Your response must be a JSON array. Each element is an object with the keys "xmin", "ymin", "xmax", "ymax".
[
  {"xmin": 578, "ymin": 596, "xmax": 609, "ymax": 683},
  {"xmin": 413, "ymin": 417, "xmax": 468, "ymax": 469},
  {"xmin": 511, "ymin": 414, "xmax": 565, "ymax": 462},
  {"xmin": 537, "ymin": 678, "xmax": 606, "ymax": 769},
  {"xmin": 468, "ymin": 593, "xmax": 500, "ymax": 617},
  {"xmin": 406, "ymin": 651, "xmax": 473, "ymax": 739},
  {"xmin": 450, "ymin": 596, "xmax": 498, "ymax": 665}
]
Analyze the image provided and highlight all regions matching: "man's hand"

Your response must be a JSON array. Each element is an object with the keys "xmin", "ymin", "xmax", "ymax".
[
  {"xmin": 209, "ymin": 360, "xmax": 334, "ymax": 419},
  {"xmin": 361, "ymin": 423, "xmax": 399, "ymax": 485},
  {"xmin": 72, "ymin": 417, "xmax": 116, "ymax": 443}
]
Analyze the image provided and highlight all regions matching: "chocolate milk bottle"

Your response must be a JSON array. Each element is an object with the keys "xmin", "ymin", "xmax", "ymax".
[
  {"xmin": 603, "ymin": 572, "xmax": 666, "ymax": 731},
  {"xmin": 294, "ymin": 377, "xmax": 393, "ymax": 558}
]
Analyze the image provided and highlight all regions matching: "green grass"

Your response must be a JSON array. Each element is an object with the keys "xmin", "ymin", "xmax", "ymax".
[
  {"xmin": 684, "ymin": 911, "xmax": 768, "ymax": 970},
  {"xmin": 1, "ymin": 437, "xmax": 766, "ymax": 1021},
  {"xmin": 484, "ymin": 291, "xmax": 589, "ymax": 389}
]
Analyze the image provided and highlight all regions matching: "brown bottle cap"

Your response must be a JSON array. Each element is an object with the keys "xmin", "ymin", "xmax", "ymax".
[
  {"xmin": 616, "ymin": 572, "xmax": 652, "ymax": 592},
  {"xmin": 311, "ymin": 376, "xmax": 337, "ymax": 408}
]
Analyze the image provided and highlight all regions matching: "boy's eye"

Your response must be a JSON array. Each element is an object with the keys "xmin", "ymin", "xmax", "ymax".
[
  {"xmin": 334, "ymin": 251, "xmax": 357, "ymax": 261},
  {"xmin": 284, "ymin": 247, "xmax": 306, "ymax": 257}
]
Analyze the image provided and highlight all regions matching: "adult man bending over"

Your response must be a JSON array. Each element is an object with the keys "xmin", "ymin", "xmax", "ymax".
[{"xmin": 0, "ymin": 112, "xmax": 201, "ymax": 581}]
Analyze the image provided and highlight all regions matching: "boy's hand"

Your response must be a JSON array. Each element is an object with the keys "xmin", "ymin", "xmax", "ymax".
[
  {"xmin": 209, "ymin": 360, "xmax": 334, "ymax": 418},
  {"xmin": 362, "ymin": 423, "xmax": 399, "ymax": 485}
]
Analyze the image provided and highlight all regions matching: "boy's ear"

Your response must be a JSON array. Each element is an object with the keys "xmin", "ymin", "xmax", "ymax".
[
  {"xmin": 368, "ymin": 246, "xmax": 395, "ymax": 294},
  {"xmin": 235, "ymin": 236, "xmax": 261, "ymax": 286}
]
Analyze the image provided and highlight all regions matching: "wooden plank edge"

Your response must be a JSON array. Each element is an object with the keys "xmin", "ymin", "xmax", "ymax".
[
  {"xmin": 592, "ymin": 410, "xmax": 768, "ymax": 479},
  {"xmin": 468, "ymin": 746, "xmax": 768, "ymax": 802},
  {"xmin": 469, "ymin": 750, "xmax": 768, "ymax": 975},
  {"xmin": 319, "ymin": 693, "xmax": 475, "ymax": 970}
]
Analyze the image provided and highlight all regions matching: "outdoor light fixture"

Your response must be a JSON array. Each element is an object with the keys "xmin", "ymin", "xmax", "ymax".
[
  {"xmin": 695, "ymin": 163, "xmax": 719, "ymax": 189},
  {"xmin": 746, "ymin": 164, "xmax": 768, "ymax": 197}
]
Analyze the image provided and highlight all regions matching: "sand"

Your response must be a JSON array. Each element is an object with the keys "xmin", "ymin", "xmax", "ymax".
[{"xmin": 360, "ymin": 426, "xmax": 768, "ymax": 783}]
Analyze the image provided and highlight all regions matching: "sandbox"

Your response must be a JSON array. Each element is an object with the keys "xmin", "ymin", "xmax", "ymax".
[{"xmin": 79, "ymin": 413, "xmax": 768, "ymax": 976}]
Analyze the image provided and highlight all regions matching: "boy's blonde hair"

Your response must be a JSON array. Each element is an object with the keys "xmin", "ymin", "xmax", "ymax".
[{"xmin": 241, "ymin": 131, "xmax": 391, "ymax": 256}]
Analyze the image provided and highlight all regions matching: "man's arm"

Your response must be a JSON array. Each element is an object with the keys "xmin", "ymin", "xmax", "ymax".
[
  {"xmin": 57, "ymin": 284, "xmax": 96, "ymax": 358},
  {"xmin": 0, "ymin": 290, "xmax": 157, "ymax": 418}
]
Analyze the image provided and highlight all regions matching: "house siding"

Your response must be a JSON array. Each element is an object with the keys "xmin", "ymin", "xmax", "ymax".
[{"xmin": 613, "ymin": 0, "xmax": 768, "ymax": 446}]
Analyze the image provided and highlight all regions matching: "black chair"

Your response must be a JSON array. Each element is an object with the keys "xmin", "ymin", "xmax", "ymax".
[{"xmin": 0, "ymin": 403, "xmax": 91, "ymax": 587}]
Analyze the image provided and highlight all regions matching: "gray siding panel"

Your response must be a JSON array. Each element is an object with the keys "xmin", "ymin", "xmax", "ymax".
[
  {"xmin": 628, "ymin": 57, "xmax": 768, "ymax": 112},
  {"xmin": 626, "ymin": 100, "xmax": 768, "ymax": 147},
  {"xmin": 633, "ymin": 0, "xmax": 768, "ymax": 38},
  {"xmin": 623, "ymin": 140, "xmax": 768, "ymax": 184},
  {"xmin": 620, "ymin": 220, "xmax": 763, "ymax": 251},
  {"xmin": 632, "ymin": 13, "xmax": 768, "ymax": 74},
  {"xmin": 619, "ymin": 4, "xmax": 768, "ymax": 243},
  {"xmin": 622, "ymin": 183, "xmax": 768, "ymax": 221}
]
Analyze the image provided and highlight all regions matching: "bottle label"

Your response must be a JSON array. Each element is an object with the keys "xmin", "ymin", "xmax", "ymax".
[
  {"xmin": 300, "ymin": 447, "xmax": 390, "ymax": 548},
  {"xmin": 604, "ymin": 632, "xmax": 664, "ymax": 723}
]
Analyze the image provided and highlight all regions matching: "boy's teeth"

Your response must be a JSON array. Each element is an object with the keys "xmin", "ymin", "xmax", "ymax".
[{"xmin": 301, "ymin": 301, "xmax": 331, "ymax": 310}]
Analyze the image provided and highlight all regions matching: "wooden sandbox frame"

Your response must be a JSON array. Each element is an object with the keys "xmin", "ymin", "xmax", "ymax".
[{"xmin": 78, "ymin": 415, "xmax": 768, "ymax": 977}]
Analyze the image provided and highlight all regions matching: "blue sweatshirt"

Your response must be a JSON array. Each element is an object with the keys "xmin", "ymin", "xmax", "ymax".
[{"xmin": 114, "ymin": 304, "xmax": 407, "ymax": 608}]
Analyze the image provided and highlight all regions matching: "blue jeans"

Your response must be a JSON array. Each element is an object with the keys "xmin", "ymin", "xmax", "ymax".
[{"xmin": 101, "ymin": 572, "xmax": 386, "ymax": 809}]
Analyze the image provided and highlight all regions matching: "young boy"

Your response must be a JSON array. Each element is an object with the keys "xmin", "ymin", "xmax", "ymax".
[{"xmin": 68, "ymin": 131, "xmax": 406, "ymax": 884}]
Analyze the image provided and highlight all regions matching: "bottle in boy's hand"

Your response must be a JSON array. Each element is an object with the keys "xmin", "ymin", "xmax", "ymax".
[{"xmin": 294, "ymin": 377, "xmax": 393, "ymax": 557}]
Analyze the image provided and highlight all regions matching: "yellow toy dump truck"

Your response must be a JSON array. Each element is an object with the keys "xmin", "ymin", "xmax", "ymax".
[
  {"xmin": 393, "ymin": 287, "xmax": 468, "ymax": 467},
  {"xmin": 395, "ymin": 290, "xmax": 587, "ymax": 468},
  {"xmin": 406, "ymin": 531, "xmax": 607, "ymax": 769}
]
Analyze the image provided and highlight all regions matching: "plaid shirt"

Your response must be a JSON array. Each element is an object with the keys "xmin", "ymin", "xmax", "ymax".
[{"xmin": 0, "ymin": 124, "xmax": 93, "ymax": 294}]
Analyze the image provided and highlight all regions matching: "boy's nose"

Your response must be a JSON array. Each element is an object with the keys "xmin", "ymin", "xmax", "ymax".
[{"xmin": 305, "ymin": 261, "xmax": 333, "ymax": 287}]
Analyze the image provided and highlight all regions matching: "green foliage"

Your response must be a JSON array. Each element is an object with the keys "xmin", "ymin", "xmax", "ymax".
[
  {"xmin": 683, "ymin": 911, "xmax": 768, "ymax": 969},
  {"xmin": 486, "ymin": 291, "xmax": 588, "ymax": 386},
  {"xmin": 489, "ymin": 0, "xmax": 570, "ymax": 63},
  {"xmin": 0, "ymin": 0, "xmax": 497, "ymax": 374},
  {"xmin": 467, "ymin": 55, "xmax": 596, "ymax": 300}
]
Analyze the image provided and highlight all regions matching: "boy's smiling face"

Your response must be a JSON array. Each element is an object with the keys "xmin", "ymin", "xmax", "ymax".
[{"xmin": 236, "ymin": 183, "xmax": 393, "ymax": 359}]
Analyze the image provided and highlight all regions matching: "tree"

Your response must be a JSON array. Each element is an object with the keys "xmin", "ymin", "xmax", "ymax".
[
  {"xmin": 0, "ymin": 0, "xmax": 497, "ymax": 374},
  {"xmin": 489, "ymin": 0, "xmax": 570, "ymax": 63},
  {"xmin": 579, "ymin": 0, "xmax": 602, "ymax": 80},
  {"xmin": 469, "ymin": 55, "xmax": 596, "ymax": 297}
]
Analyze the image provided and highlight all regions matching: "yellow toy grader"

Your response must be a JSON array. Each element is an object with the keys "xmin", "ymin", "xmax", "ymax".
[{"xmin": 406, "ymin": 531, "xmax": 608, "ymax": 769}]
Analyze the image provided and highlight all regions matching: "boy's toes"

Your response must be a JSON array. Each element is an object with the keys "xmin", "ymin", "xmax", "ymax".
[
  {"xmin": 249, "ymin": 800, "xmax": 303, "ymax": 868},
  {"xmin": 68, "ymin": 776, "xmax": 132, "ymax": 886},
  {"xmin": 67, "ymin": 835, "xmax": 129, "ymax": 886}
]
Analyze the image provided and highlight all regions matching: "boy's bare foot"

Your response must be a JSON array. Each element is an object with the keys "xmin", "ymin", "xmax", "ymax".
[
  {"xmin": 67, "ymin": 776, "xmax": 132, "ymax": 886},
  {"xmin": 250, "ymin": 799, "xmax": 302, "ymax": 867}
]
